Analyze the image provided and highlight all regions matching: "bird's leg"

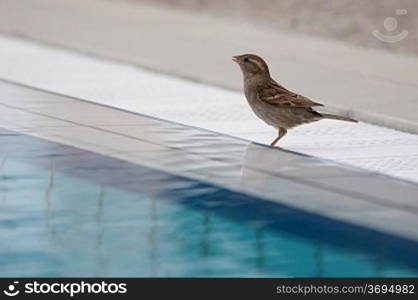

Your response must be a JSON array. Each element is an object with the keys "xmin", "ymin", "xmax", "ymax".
[
  {"xmin": 270, "ymin": 136, "xmax": 280, "ymax": 146},
  {"xmin": 270, "ymin": 127, "xmax": 287, "ymax": 146}
]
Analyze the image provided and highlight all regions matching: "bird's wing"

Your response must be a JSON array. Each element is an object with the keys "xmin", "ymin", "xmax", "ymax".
[{"xmin": 256, "ymin": 80, "xmax": 324, "ymax": 108}]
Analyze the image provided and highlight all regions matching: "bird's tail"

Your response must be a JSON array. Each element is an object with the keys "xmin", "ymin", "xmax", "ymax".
[{"xmin": 321, "ymin": 113, "xmax": 357, "ymax": 123}]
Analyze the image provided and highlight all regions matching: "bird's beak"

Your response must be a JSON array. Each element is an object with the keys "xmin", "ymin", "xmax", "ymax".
[{"xmin": 232, "ymin": 56, "xmax": 239, "ymax": 63}]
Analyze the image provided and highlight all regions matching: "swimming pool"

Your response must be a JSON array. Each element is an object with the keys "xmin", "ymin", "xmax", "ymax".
[{"xmin": 1, "ymin": 129, "xmax": 418, "ymax": 277}]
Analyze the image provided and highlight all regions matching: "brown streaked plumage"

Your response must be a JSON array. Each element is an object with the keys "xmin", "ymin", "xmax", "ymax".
[{"xmin": 232, "ymin": 54, "xmax": 357, "ymax": 146}]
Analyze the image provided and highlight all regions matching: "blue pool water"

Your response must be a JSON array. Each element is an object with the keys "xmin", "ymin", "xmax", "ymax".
[{"xmin": 1, "ymin": 130, "xmax": 418, "ymax": 277}]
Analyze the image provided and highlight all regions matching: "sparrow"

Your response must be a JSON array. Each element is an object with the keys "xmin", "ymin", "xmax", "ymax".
[{"xmin": 233, "ymin": 54, "xmax": 357, "ymax": 146}]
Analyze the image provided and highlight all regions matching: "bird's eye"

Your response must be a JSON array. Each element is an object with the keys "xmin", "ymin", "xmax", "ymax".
[{"xmin": 243, "ymin": 57, "xmax": 249, "ymax": 62}]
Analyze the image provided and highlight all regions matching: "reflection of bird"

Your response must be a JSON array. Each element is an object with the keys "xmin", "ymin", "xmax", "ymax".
[{"xmin": 233, "ymin": 54, "xmax": 357, "ymax": 146}]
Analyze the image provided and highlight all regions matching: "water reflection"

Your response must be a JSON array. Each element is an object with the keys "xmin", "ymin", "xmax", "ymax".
[
  {"xmin": 241, "ymin": 143, "xmax": 304, "ymax": 179},
  {"xmin": 255, "ymin": 226, "xmax": 265, "ymax": 273},
  {"xmin": 375, "ymin": 243, "xmax": 386, "ymax": 277},
  {"xmin": 314, "ymin": 242, "xmax": 323, "ymax": 277},
  {"xmin": 96, "ymin": 186, "xmax": 105, "ymax": 246},
  {"xmin": 200, "ymin": 211, "xmax": 211, "ymax": 260},
  {"xmin": 148, "ymin": 193, "xmax": 159, "ymax": 276},
  {"xmin": 44, "ymin": 159, "xmax": 56, "ymax": 237},
  {"xmin": 1, "ymin": 158, "xmax": 7, "ymax": 204}
]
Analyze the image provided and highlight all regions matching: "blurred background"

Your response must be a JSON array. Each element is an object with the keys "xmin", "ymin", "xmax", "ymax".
[{"xmin": 131, "ymin": 0, "xmax": 417, "ymax": 56}]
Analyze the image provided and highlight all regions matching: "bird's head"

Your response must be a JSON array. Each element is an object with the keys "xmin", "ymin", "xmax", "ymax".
[{"xmin": 232, "ymin": 54, "xmax": 270, "ymax": 79}]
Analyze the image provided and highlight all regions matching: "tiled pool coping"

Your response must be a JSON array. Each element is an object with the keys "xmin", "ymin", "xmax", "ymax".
[{"xmin": 1, "ymin": 79, "xmax": 418, "ymax": 244}]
